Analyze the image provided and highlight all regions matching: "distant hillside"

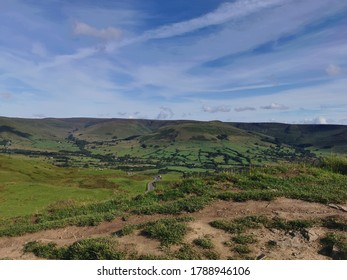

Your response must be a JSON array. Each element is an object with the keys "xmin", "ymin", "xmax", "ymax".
[
  {"xmin": 233, "ymin": 122, "xmax": 347, "ymax": 153},
  {"xmin": 0, "ymin": 116, "xmax": 346, "ymax": 171}
]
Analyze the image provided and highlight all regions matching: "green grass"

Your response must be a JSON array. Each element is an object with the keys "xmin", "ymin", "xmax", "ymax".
[
  {"xmin": 24, "ymin": 237, "xmax": 126, "ymax": 260},
  {"xmin": 320, "ymin": 155, "xmax": 347, "ymax": 175},
  {"xmin": 220, "ymin": 164, "xmax": 347, "ymax": 204},
  {"xmin": 114, "ymin": 224, "xmax": 137, "ymax": 237},
  {"xmin": 24, "ymin": 241, "xmax": 65, "ymax": 259},
  {"xmin": 0, "ymin": 183, "xmax": 111, "ymax": 217},
  {"xmin": 1, "ymin": 154, "xmax": 347, "ymax": 240},
  {"xmin": 271, "ymin": 218, "xmax": 315, "ymax": 232},
  {"xmin": 173, "ymin": 244, "xmax": 202, "ymax": 260},
  {"xmin": 193, "ymin": 236, "xmax": 214, "ymax": 249},
  {"xmin": 31, "ymin": 139, "xmax": 78, "ymax": 152},
  {"xmin": 110, "ymin": 177, "xmax": 149, "ymax": 194},
  {"xmin": 232, "ymin": 234, "xmax": 257, "ymax": 245},
  {"xmin": 210, "ymin": 216, "xmax": 268, "ymax": 234},
  {"xmin": 211, "ymin": 216, "xmax": 318, "ymax": 238},
  {"xmin": 141, "ymin": 218, "xmax": 190, "ymax": 246},
  {"xmin": 0, "ymin": 155, "xmax": 154, "ymax": 218},
  {"xmin": 233, "ymin": 245, "xmax": 252, "ymax": 255}
]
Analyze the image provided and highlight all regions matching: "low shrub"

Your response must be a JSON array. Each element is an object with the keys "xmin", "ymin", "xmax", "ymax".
[
  {"xmin": 174, "ymin": 244, "xmax": 201, "ymax": 260},
  {"xmin": 218, "ymin": 190, "xmax": 277, "ymax": 202},
  {"xmin": 232, "ymin": 234, "xmax": 257, "ymax": 245},
  {"xmin": 233, "ymin": 245, "xmax": 251, "ymax": 255},
  {"xmin": 271, "ymin": 218, "xmax": 315, "ymax": 231},
  {"xmin": 114, "ymin": 224, "xmax": 137, "ymax": 237},
  {"xmin": 321, "ymin": 156, "xmax": 347, "ymax": 175},
  {"xmin": 141, "ymin": 218, "xmax": 188, "ymax": 246},
  {"xmin": 23, "ymin": 241, "xmax": 64, "ymax": 259},
  {"xmin": 203, "ymin": 250, "xmax": 220, "ymax": 260},
  {"xmin": 64, "ymin": 238, "xmax": 125, "ymax": 260},
  {"xmin": 193, "ymin": 237, "xmax": 214, "ymax": 249},
  {"xmin": 24, "ymin": 238, "xmax": 125, "ymax": 260}
]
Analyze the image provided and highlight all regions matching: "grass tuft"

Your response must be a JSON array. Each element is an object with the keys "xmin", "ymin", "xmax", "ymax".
[
  {"xmin": 24, "ymin": 238, "xmax": 125, "ymax": 260},
  {"xmin": 320, "ymin": 156, "xmax": 347, "ymax": 175},
  {"xmin": 141, "ymin": 218, "xmax": 189, "ymax": 246},
  {"xmin": 232, "ymin": 234, "xmax": 257, "ymax": 245},
  {"xmin": 193, "ymin": 236, "xmax": 214, "ymax": 249}
]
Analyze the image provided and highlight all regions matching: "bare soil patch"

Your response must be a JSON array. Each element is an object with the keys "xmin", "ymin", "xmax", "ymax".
[{"xmin": 0, "ymin": 198, "xmax": 346, "ymax": 260}]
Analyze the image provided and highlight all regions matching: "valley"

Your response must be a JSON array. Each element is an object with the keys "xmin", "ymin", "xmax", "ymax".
[{"xmin": 0, "ymin": 117, "xmax": 346, "ymax": 260}]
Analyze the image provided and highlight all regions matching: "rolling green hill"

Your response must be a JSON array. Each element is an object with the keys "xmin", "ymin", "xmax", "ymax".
[{"xmin": 0, "ymin": 116, "xmax": 346, "ymax": 171}]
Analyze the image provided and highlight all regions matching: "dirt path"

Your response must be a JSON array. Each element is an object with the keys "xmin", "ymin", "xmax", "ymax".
[{"xmin": 1, "ymin": 198, "xmax": 346, "ymax": 260}]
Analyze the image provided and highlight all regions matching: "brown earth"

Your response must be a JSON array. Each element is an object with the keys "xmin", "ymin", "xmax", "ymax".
[{"xmin": 0, "ymin": 198, "xmax": 346, "ymax": 260}]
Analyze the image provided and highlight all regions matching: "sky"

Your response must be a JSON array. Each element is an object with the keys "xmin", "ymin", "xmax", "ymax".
[{"xmin": 0, "ymin": 0, "xmax": 346, "ymax": 124}]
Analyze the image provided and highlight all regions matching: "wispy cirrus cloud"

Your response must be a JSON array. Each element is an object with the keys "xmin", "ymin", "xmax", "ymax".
[
  {"xmin": 137, "ymin": 0, "xmax": 286, "ymax": 41},
  {"xmin": 1, "ymin": 0, "xmax": 347, "ymax": 124},
  {"xmin": 81, "ymin": 0, "xmax": 289, "ymax": 53}
]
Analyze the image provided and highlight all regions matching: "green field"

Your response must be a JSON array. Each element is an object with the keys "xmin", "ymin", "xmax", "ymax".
[
  {"xmin": 1, "ymin": 117, "xmax": 346, "ymax": 172},
  {"xmin": 0, "ymin": 155, "xmax": 158, "ymax": 218}
]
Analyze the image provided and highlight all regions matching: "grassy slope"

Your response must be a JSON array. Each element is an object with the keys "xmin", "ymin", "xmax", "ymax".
[
  {"xmin": 73, "ymin": 119, "xmax": 154, "ymax": 141},
  {"xmin": 0, "ymin": 153, "xmax": 346, "ymax": 260},
  {"xmin": 0, "ymin": 158, "xmax": 346, "ymax": 238},
  {"xmin": 0, "ymin": 155, "xmax": 156, "ymax": 218}
]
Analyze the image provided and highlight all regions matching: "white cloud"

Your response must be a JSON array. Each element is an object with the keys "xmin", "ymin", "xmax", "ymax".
[
  {"xmin": 129, "ymin": 111, "xmax": 141, "ymax": 119},
  {"xmin": 74, "ymin": 22, "xmax": 123, "ymax": 40},
  {"xmin": 32, "ymin": 114, "xmax": 46, "ymax": 118},
  {"xmin": 325, "ymin": 64, "xmax": 342, "ymax": 76},
  {"xmin": 157, "ymin": 106, "xmax": 174, "ymax": 120},
  {"xmin": 202, "ymin": 105, "xmax": 231, "ymax": 113},
  {"xmin": 315, "ymin": 116, "xmax": 327, "ymax": 124},
  {"xmin": 299, "ymin": 116, "xmax": 328, "ymax": 124},
  {"xmin": 261, "ymin": 103, "xmax": 288, "ymax": 110},
  {"xmin": 234, "ymin": 106, "xmax": 256, "ymax": 112}
]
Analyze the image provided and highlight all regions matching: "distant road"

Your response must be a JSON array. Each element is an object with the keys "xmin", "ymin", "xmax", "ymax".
[{"xmin": 146, "ymin": 176, "xmax": 162, "ymax": 192}]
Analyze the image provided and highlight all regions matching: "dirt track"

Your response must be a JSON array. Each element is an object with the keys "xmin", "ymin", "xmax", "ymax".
[{"xmin": 1, "ymin": 198, "xmax": 346, "ymax": 260}]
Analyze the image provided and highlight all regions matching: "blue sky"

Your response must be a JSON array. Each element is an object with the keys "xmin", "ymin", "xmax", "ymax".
[{"xmin": 0, "ymin": 0, "xmax": 346, "ymax": 124}]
